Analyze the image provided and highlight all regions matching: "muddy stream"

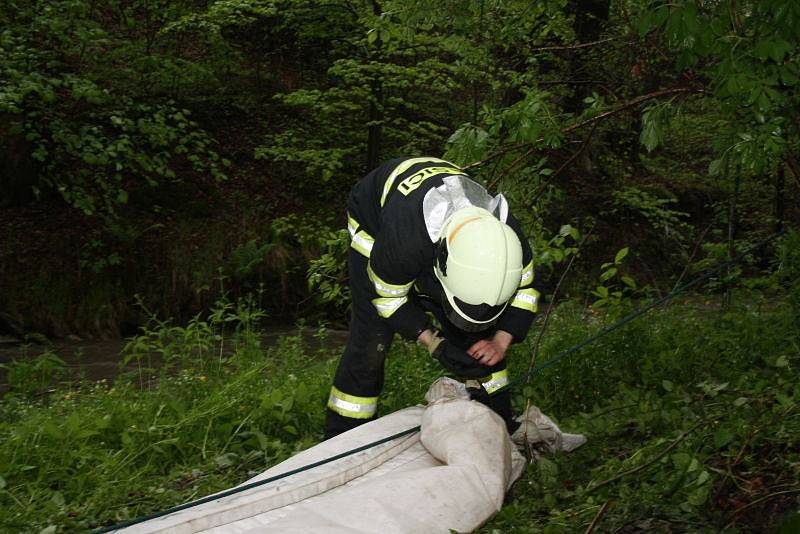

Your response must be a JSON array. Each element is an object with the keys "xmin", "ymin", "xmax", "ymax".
[{"xmin": 0, "ymin": 326, "xmax": 349, "ymax": 391}]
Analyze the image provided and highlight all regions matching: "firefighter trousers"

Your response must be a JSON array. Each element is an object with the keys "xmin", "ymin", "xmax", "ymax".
[{"xmin": 325, "ymin": 248, "xmax": 515, "ymax": 439}]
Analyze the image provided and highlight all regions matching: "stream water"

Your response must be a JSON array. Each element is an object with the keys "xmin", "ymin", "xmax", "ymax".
[{"xmin": 0, "ymin": 326, "xmax": 349, "ymax": 390}]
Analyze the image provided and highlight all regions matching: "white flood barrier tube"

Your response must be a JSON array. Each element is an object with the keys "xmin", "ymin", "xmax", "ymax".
[{"xmin": 121, "ymin": 378, "xmax": 529, "ymax": 534}]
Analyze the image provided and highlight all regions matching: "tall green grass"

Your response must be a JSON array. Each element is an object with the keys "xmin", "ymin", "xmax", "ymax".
[{"xmin": 1, "ymin": 292, "xmax": 797, "ymax": 532}]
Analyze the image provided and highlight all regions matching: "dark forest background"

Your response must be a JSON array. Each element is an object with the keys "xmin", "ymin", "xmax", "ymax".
[{"xmin": 2, "ymin": 0, "xmax": 798, "ymax": 338}]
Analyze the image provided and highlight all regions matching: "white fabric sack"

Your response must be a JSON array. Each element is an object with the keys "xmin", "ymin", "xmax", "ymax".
[
  {"xmin": 512, "ymin": 405, "xmax": 587, "ymax": 456},
  {"xmin": 120, "ymin": 378, "xmax": 583, "ymax": 534}
]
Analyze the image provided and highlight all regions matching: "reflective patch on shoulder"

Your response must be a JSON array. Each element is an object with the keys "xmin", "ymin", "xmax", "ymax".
[{"xmin": 422, "ymin": 175, "xmax": 503, "ymax": 242}]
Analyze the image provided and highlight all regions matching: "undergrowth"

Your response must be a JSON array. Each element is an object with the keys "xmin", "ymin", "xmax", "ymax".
[{"xmin": 0, "ymin": 293, "xmax": 798, "ymax": 532}]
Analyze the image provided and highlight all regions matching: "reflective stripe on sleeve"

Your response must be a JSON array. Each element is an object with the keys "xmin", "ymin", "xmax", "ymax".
[
  {"xmin": 480, "ymin": 369, "xmax": 510, "ymax": 394},
  {"xmin": 351, "ymin": 231, "xmax": 374, "ymax": 257},
  {"xmin": 510, "ymin": 287, "xmax": 539, "ymax": 312},
  {"xmin": 347, "ymin": 212, "xmax": 360, "ymax": 237},
  {"xmin": 380, "ymin": 157, "xmax": 456, "ymax": 207},
  {"xmin": 371, "ymin": 296, "xmax": 408, "ymax": 318},
  {"xmin": 520, "ymin": 260, "xmax": 534, "ymax": 286},
  {"xmin": 346, "ymin": 213, "xmax": 375, "ymax": 257},
  {"xmin": 367, "ymin": 263, "xmax": 413, "ymax": 298},
  {"xmin": 327, "ymin": 386, "xmax": 378, "ymax": 419}
]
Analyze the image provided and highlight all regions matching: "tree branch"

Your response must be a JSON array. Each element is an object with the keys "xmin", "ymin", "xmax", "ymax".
[
  {"xmin": 668, "ymin": 222, "xmax": 714, "ymax": 297},
  {"xmin": 526, "ymin": 227, "xmax": 592, "ymax": 378},
  {"xmin": 486, "ymin": 117, "xmax": 600, "ymax": 192},
  {"xmin": 465, "ymin": 86, "xmax": 704, "ymax": 172},
  {"xmin": 786, "ymin": 155, "xmax": 800, "ymax": 189},
  {"xmin": 528, "ymin": 37, "xmax": 617, "ymax": 53}
]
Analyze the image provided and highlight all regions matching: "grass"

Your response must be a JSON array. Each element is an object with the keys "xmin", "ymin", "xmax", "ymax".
[{"xmin": 0, "ymin": 292, "xmax": 798, "ymax": 533}]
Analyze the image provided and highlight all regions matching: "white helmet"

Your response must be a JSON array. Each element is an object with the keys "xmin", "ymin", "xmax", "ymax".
[{"xmin": 434, "ymin": 206, "xmax": 523, "ymax": 332}]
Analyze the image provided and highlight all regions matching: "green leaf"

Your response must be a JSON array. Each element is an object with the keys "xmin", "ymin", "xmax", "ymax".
[
  {"xmin": 615, "ymin": 247, "xmax": 629, "ymax": 264},
  {"xmin": 214, "ymin": 453, "xmax": 236, "ymax": 468},
  {"xmin": 621, "ymin": 276, "xmax": 637, "ymax": 289},
  {"xmin": 687, "ymin": 485, "xmax": 708, "ymax": 506},
  {"xmin": 600, "ymin": 267, "xmax": 617, "ymax": 282},
  {"xmin": 51, "ymin": 491, "xmax": 65, "ymax": 508},
  {"xmin": 708, "ymin": 158, "xmax": 723, "ymax": 176},
  {"xmin": 662, "ymin": 379, "xmax": 674, "ymax": 392},
  {"xmin": 713, "ymin": 428, "xmax": 734, "ymax": 449},
  {"xmin": 772, "ymin": 355, "xmax": 788, "ymax": 368},
  {"xmin": 443, "ymin": 124, "xmax": 489, "ymax": 166}
]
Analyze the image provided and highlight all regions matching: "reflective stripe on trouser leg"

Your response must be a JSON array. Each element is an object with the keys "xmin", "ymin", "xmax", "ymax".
[
  {"xmin": 327, "ymin": 386, "xmax": 378, "ymax": 419},
  {"xmin": 479, "ymin": 369, "xmax": 510, "ymax": 394},
  {"xmin": 325, "ymin": 248, "xmax": 393, "ymax": 439}
]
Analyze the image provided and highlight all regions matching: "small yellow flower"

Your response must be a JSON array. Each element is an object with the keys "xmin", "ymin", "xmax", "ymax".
[{"xmin": 199, "ymin": 375, "xmax": 208, "ymax": 382}]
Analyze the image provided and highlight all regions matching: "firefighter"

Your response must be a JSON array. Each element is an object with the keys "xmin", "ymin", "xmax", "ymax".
[{"xmin": 325, "ymin": 157, "xmax": 539, "ymax": 439}]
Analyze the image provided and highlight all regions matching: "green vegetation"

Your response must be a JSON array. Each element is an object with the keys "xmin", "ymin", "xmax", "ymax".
[
  {"xmin": 1, "ymin": 0, "xmax": 799, "ymax": 531},
  {"xmin": 1, "ymin": 269, "xmax": 798, "ymax": 531},
  {"xmin": 2, "ymin": 0, "xmax": 798, "ymax": 336}
]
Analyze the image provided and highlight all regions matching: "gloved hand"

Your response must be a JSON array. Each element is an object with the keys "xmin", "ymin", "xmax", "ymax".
[{"xmin": 428, "ymin": 333, "xmax": 491, "ymax": 378}]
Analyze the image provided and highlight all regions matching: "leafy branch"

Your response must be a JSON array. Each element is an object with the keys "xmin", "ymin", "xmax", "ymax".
[{"xmin": 465, "ymin": 86, "xmax": 704, "ymax": 172}]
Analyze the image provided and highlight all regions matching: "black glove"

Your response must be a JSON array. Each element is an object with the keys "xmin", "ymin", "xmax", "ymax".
[{"xmin": 429, "ymin": 335, "xmax": 491, "ymax": 378}]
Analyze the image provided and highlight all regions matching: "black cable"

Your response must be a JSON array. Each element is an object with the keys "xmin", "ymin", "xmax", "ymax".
[{"xmin": 92, "ymin": 426, "xmax": 420, "ymax": 533}]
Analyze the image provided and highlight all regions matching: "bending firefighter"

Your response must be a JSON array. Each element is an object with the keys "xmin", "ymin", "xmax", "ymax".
[{"xmin": 325, "ymin": 157, "xmax": 540, "ymax": 439}]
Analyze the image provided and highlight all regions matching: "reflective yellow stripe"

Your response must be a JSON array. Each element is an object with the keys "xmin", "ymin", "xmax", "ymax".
[
  {"xmin": 346, "ymin": 212, "xmax": 375, "ymax": 257},
  {"xmin": 510, "ymin": 288, "xmax": 539, "ymax": 312},
  {"xmin": 367, "ymin": 263, "xmax": 413, "ymax": 298},
  {"xmin": 380, "ymin": 157, "xmax": 457, "ymax": 207},
  {"xmin": 479, "ymin": 369, "xmax": 510, "ymax": 394},
  {"xmin": 327, "ymin": 386, "xmax": 378, "ymax": 419},
  {"xmin": 351, "ymin": 231, "xmax": 374, "ymax": 257},
  {"xmin": 520, "ymin": 260, "xmax": 534, "ymax": 286},
  {"xmin": 396, "ymin": 166, "xmax": 467, "ymax": 196},
  {"xmin": 346, "ymin": 212, "xmax": 360, "ymax": 237},
  {"xmin": 372, "ymin": 296, "xmax": 408, "ymax": 318}
]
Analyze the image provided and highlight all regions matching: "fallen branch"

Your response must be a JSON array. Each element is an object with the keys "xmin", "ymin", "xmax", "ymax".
[
  {"xmin": 585, "ymin": 500, "xmax": 612, "ymax": 534},
  {"xmin": 586, "ymin": 420, "xmax": 705, "ymax": 494},
  {"xmin": 724, "ymin": 488, "xmax": 800, "ymax": 529}
]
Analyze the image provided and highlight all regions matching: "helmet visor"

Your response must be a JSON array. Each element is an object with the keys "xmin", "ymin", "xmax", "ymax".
[{"xmin": 442, "ymin": 292, "xmax": 507, "ymax": 333}]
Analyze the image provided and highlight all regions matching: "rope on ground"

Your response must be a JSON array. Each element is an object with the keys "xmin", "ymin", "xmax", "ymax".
[
  {"xmin": 93, "ymin": 229, "xmax": 783, "ymax": 533},
  {"xmin": 495, "ymin": 229, "xmax": 785, "ymax": 395},
  {"xmin": 92, "ymin": 426, "xmax": 419, "ymax": 533}
]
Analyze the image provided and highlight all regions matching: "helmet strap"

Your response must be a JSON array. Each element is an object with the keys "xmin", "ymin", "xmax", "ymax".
[{"xmin": 435, "ymin": 238, "xmax": 449, "ymax": 276}]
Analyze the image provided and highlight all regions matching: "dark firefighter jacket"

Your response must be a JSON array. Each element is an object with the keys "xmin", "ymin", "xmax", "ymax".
[{"xmin": 346, "ymin": 157, "xmax": 539, "ymax": 342}]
